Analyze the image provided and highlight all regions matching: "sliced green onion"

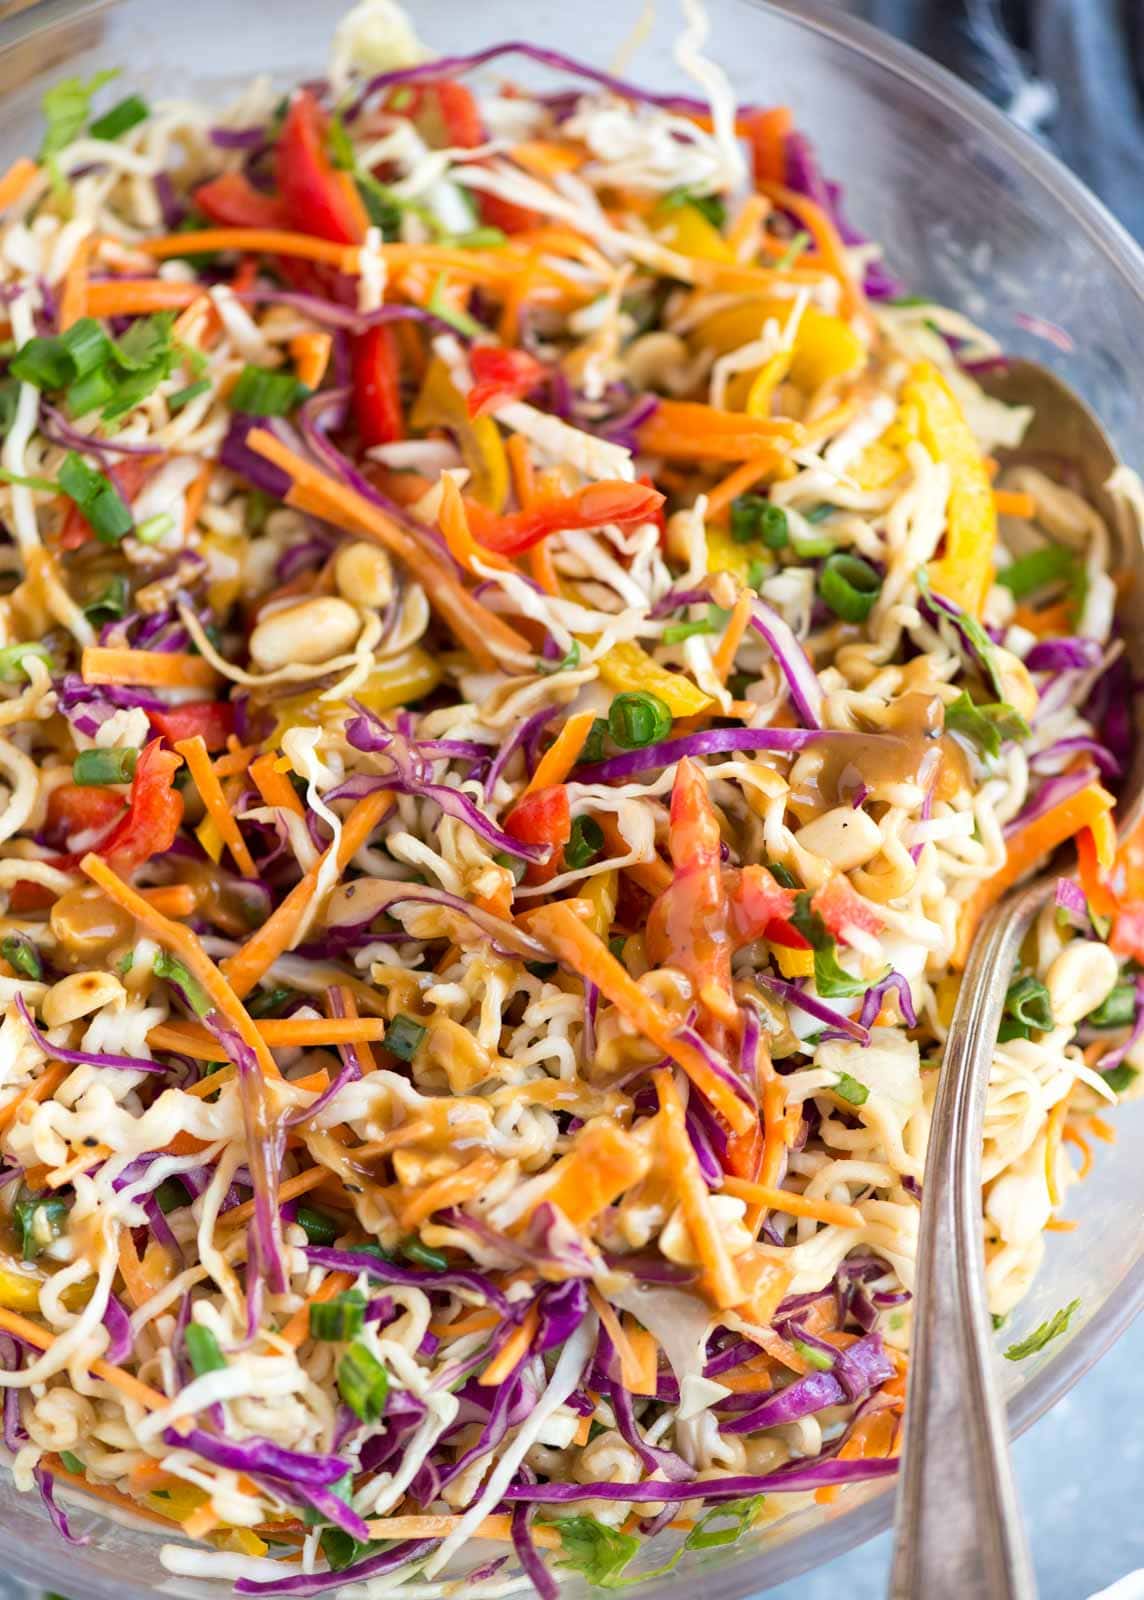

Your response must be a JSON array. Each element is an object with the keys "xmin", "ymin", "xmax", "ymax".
[
  {"xmin": 83, "ymin": 575, "xmax": 130, "ymax": 625},
  {"xmin": 790, "ymin": 529, "xmax": 835, "ymax": 559},
  {"xmin": 247, "ymin": 984, "xmax": 293, "ymax": 1019},
  {"xmin": 427, "ymin": 273, "xmax": 485, "ymax": 340},
  {"xmin": 294, "ymin": 1205, "xmax": 340, "ymax": 1246},
  {"xmin": 66, "ymin": 366, "xmax": 118, "ymax": 418},
  {"xmin": 1103, "ymin": 1064, "xmax": 1137, "ymax": 1094},
  {"xmin": 746, "ymin": 558, "xmax": 770, "ymax": 591},
  {"xmin": 355, "ymin": 173, "xmax": 405, "ymax": 239},
  {"xmin": 185, "ymin": 1323, "xmax": 227, "ymax": 1377},
  {"xmin": 153, "ymin": 1176, "xmax": 190, "ymax": 1214},
  {"xmin": 60, "ymin": 317, "xmax": 115, "ymax": 378},
  {"xmin": 58, "ymin": 451, "xmax": 133, "ymax": 543},
  {"xmin": 580, "ymin": 717, "xmax": 610, "ymax": 765},
  {"xmin": 0, "ymin": 466, "xmax": 58, "ymax": 492},
  {"xmin": 167, "ymin": 378, "xmax": 212, "ymax": 413},
  {"xmin": 0, "ymin": 379, "xmax": 21, "ymax": 436},
  {"xmin": 337, "ymin": 1341, "xmax": 389, "ymax": 1421},
  {"xmin": 818, "ymin": 552, "xmax": 882, "ymax": 622},
  {"xmin": 997, "ymin": 543, "xmax": 1076, "ymax": 600},
  {"xmin": 59, "ymin": 1450, "xmax": 84, "ymax": 1475},
  {"xmin": 564, "ymin": 814, "xmax": 604, "ymax": 870},
  {"xmin": 0, "ymin": 641, "xmax": 54, "ymax": 683},
  {"xmin": 766, "ymin": 860, "xmax": 800, "ymax": 890},
  {"xmin": 310, "ymin": 1289, "xmax": 366, "ymax": 1341},
  {"xmin": 401, "ymin": 1237, "xmax": 448, "ymax": 1271},
  {"xmin": 89, "ymin": 93, "xmax": 150, "ymax": 141},
  {"xmin": 0, "ymin": 933, "xmax": 42, "ymax": 982},
  {"xmin": 662, "ymin": 605, "xmax": 731, "ymax": 645},
  {"xmin": 321, "ymin": 1528, "xmax": 366, "ymax": 1573},
  {"xmin": 804, "ymin": 503, "xmax": 835, "ymax": 524},
  {"xmin": 229, "ymin": 364, "xmax": 309, "ymax": 417},
  {"xmin": 492, "ymin": 849, "xmax": 527, "ymax": 886},
  {"xmin": 72, "ymin": 747, "xmax": 137, "ymax": 786},
  {"xmin": 832, "ymin": 1070, "xmax": 869, "ymax": 1106},
  {"xmin": 1087, "ymin": 981, "xmax": 1136, "ymax": 1029},
  {"xmin": 608, "ymin": 691, "xmax": 672, "ymax": 750},
  {"xmin": 384, "ymin": 1014, "xmax": 426, "ymax": 1062},
  {"xmin": 774, "ymin": 230, "xmax": 810, "ymax": 269},
  {"xmin": 791, "ymin": 1337, "xmax": 835, "ymax": 1370},
  {"xmin": 10, "ymin": 337, "xmax": 73, "ymax": 391},
  {"xmin": 12, "ymin": 1187, "xmax": 69, "ymax": 1261},
  {"xmin": 152, "ymin": 948, "xmax": 212, "ymax": 1018},
  {"xmin": 445, "ymin": 226, "xmax": 508, "ymax": 249},
  {"xmin": 537, "ymin": 641, "xmax": 580, "ymax": 674},
  {"xmin": 134, "ymin": 511, "xmax": 175, "ymax": 545},
  {"xmin": 730, "ymin": 494, "xmax": 787, "ymax": 548},
  {"xmin": 998, "ymin": 975, "xmax": 1053, "ymax": 1042}
]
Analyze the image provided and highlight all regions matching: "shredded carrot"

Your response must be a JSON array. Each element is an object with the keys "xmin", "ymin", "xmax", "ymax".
[
  {"xmin": 290, "ymin": 331, "xmax": 332, "ymax": 391},
  {"xmin": 510, "ymin": 139, "xmax": 585, "ymax": 178},
  {"xmin": 721, "ymin": 1175, "xmax": 864, "ymax": 1229},
  {"xmin": 1045, "ymin": 1217, "xmax": 1078, "ymax": 1232},
  {"xmin": 182, "ymin": 461, "xmax": 214, "ymax": 536},
  {"xmin": 622, "ymin": 1316, "xmax": 659, "ymax": 1398},
  {"xmin": 400, "ymin": 1150, "xmax": 499, "ymax": 1228},
  {"xmin": 148, "ymin": 1016, "xmax": 388, "ymax": 1059},
  {"xmin": 0, "ymin": 157, "xmax": 39, "ymax": 213},
  {"xmin": 743, "ymin": 106, "xmax": 791, "ymax": 184},
  {"xmin": 1087, "ymin": 1113, "xmax": 1116, "ymax": 1144},
  {"xmin": 597, "ymin": 813, "xmax": 672, "ymax": 897},
  {"xmin": 1044, "ymin": 1096, "xmax": 1070, "ymax": 1208},
  {"xmin": 479, "ymin": 1305, "xmax": 539, "ymax": 1386},
  {"xmin": 523, "ymin": 710, "xmax": 597, "ymax": 798},
  {"xmin": 221, "ymin": 789, "xmax": 393, "ymax": 999},
  {"xmin": 993, "ymin": 489, "xmax": 1036, "ymax": 519},
  {"xmin": 652, "ymin": 1067, "xmax": 744, "ymax": 1309},
  {"xmin": 175, "ymin": 734, "xmax": 257, "ymax": 879},
  {"xmin": 85, "ymin": 279, "xmax": 204, "ymax": 317},
  {"xmin": 711, "ymin": 588, "xmax": 754, "ymax": 683},
  {"xmin": 636, "ymin": 400, "xmax": 800, "ymax": 463},
  {"xmin": 759, "ymin": 1078, "xmax": 789, "ymax": 1191},
  {"xmin": 46, "ymin": 1460, "xmax": 185, "ymax": 1528},
  {"xmin": 182, "ymin": 1504, "xmax": 222, "ymax": 1540},
  {"xmin": 135, "ymin": 227, "xmax": 361, "ymax": 273},
  {"xmin": 222, "ymin": 1167, "xmax": 330, "ymax": 1229},
  {"xmin": 211, "ymin": 745, "xmax": 257, "ymax": 781},
  {"xmin": 280, "ymin": 1272, "xmax": 355, "ymax": 1348},
  {"xmin": 530, "ymin": 1120, "xmax": 649, "ymax": 1228},
  {"xmin": 431, "ymin": 1308, "xmax": 501, "ymax": 1341},
  {"xmin": 250, "ymin": 752, "xmax": 306, "ymax": 818},
  {"xmin": 705, "ymin": 456, "xmax": 776, "ymax": 520},
  {"xmin": 82, "ymin": 647, "xmax": 218, "ymax": 690},
  {"xmin": 1062, "ymin": 1123, "xmax": 1093, "ymax": 1179},
  {"xmin": 588, "ymin": 1288, "xmax": 650, "ymax": 1393},
  {"xmin": 953, "ymin": 781, "xmax": 1116, "ymax": 967},
  {"xmin": 0, "ymin": 1306, "xmax": 179, "ymax": 1419},
  {"xmin": 140, "ymin": 884, "xmax": 197, "ymax": 919},
  {"xmin": 439, "ymin": 474, "xmax": 511, "ymax": 573},
  {"xmin": 128, "ymin": 1460, "xmax": 177, "ymax": 1495},
  {"xmin": 81, "ymin": 853, "xmax": 281, "ymax": 1081},
  {"xmin": 0, "ymin": 1061, "xmax": 69, "ymax": 1135},
  {"xmin": 528, "ymin": 538, "xmax": 559, "ymax": 595},
  {"xmin": 506, "ymin": 433, "xmax": 536, "ymax": 505},
  {"xmin": 117, "ymin": 1227, "xmax": 155, "ymax": 1309},
  {"xmin": 758, "ymin": 179, "xmax": 866, "ymax": 319},
  {"xmin": 1011, "ymin": 599, "xmax": 1072, "ymax": 638},
  {"xmin": 365, "ymin": 1513, "xmax": 561, "ymax": 1548},
  {"xmin": 245, "ymin": 429, "xmax": 531, "ymax": 671},
  {"xmin": 57, "ymin": 235, "xmax": 92, "ymax": 330},
  {"xmin": 521, "ymin": 900, "xmax": 754, "ymax": 1135}
]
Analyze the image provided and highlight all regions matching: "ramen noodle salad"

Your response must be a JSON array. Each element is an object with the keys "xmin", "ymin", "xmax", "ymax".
[{"xmin": 0, "ymin": 0, "xmax": 1137, "ymax": 1592}]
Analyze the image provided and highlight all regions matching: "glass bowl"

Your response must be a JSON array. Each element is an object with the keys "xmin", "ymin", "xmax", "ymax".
[{"xmin": 0, "ymin": 0, "xmax": 1140, "ymax": 1595}]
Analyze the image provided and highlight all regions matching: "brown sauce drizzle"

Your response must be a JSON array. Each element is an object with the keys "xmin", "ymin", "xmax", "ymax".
[{"xmin": 792, "ymin": 693, "xmax": 970, "ymax": 813}]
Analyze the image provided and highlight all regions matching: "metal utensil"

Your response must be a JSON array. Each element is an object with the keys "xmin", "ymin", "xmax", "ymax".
[{"xmin": 889, "ymin": 359, "xmax": 1142, "ymax": 1599}]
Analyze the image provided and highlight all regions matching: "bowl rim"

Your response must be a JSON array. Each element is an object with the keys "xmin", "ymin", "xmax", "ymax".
[{"xmin": 0, "ymin": 0, "xmax": 1139, "ymax": 1596}]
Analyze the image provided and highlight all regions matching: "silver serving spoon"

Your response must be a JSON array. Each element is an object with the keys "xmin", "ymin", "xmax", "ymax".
[{"xmin": 889, "ymin": 361, "xmax": 1143, "ymax": 1599}]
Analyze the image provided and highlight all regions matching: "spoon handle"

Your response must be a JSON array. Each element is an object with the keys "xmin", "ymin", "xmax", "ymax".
[{"xmin": 888, "ymin": 879, "xmax": 1050, "ymax": 1600}]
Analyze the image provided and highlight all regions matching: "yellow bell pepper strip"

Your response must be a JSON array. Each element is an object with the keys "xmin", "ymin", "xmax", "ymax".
[
  {"xmin": 952, "ymin": 780, "xmax": 1115, "ymax": 967},
  {"xmin": 651, "ymin": 198, "xmax": 735, "ymax": 263},
  {"xmin": 596, "ymin": 638, "xmax": 713, "ymax": 717},
  {"xmin": 904, "ymin": 360, "xmax": 997, "ymax": 618},
  {"xmin": 692, "ymin": 298, "xmax": 865, "ymax": 395},
  {"xmin": 410, "ymin": 356, "xmax": 509, "ymax": 511},
  {"xmin": 706, "ymin": 524, "xmax": 764, "ymax": 585}
]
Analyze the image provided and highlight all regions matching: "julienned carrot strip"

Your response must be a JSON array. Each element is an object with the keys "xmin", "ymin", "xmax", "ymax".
[
  {"xmin": 85, "ymin": 279, "xmax": 204, "ymax": 317},
  {"xmin": 705, "ymin": 456, "xmax": 776, "ymax": 520},
  {"xmin": 1044, "ymin": 1097, "xmax": 1070, "ymax": 1208},
  {"xmin": 510, "ymin": 139, "xmax": 584, "ymax": 178},
  {"xmin": 140, "ymin": 884, "xmax": 197, "ymax": 919},
  {"xmin": 588, "ymin": 1288, "xmax": 648, "ymax": 1394},
  {"xmin": 711, "ymin": 588, "xmax": 754, "ymax": 683},
  {"xmin": 1011, "ymin": 599, "xmax": 1072, "ymax": 638},
  {"xmin": 148, "ymin": 1017, "xmax": 388, "ymax": 1058},
  {"xmin": 758, "ymin": 179, "xmax": 866, "ymax": 319},
  {"xmin": 721, "ymin": 1175, "xmax": 863, "ymax": 1229},
  {"xmin": 58, "ymin": 235, "xmax": 92, "ymax": 330},
  {"xmin": 993, "ymin": 489, "xmax": 1036, "ymax": 519},
  {"xmin": 506, "ymin": 434, "xmax": 536, "ymax": 505},
  {"xmin": 528, "ymin": 539, "xmax": 559, "ymax": 595},
  {"xmin": 400, "ymin": 1150, "xmax": 499, "ymax": 1228},
  {"xmin": 636, "ymin": 400, "xmax": 802, "ymax": 463},
  {"xmin": 0, "ymin": 1062, "xmax": 69, "ymax": 1134},
  {"xmin": 117, "ymin": 1229, "xmax": 154, "ymax": 1309},
  {"xmin": 280, "ymin": 1272, "xmax": 354, "ymax": 1348},
  {"xmin": 80, "ymin": 853, "xmax": 281, "ymax": 1081},
  {"xmin": 222, "ymin": 1166, "xmax": 330, "ymax": 1229},
  {"xmin": 742, "ymin": 106, "xmax": 792, "ymax": 185},
  {"xmin": 0, "ymin": 1306, "xmax": 178, "ymax": 1419},
  {"xmin": 431, "ymin": 1308, "xmax": 501, "ymax": 1341},
  {"xmin": 81, "ymin": 647, "xmax": 218, "ymax": 690},
  {"xmin": 597, "ymin": 814, "xmax": 672, "ymax": 897},
  {"xmin": 175, "ymin": 735, "xmax": 257, "ymax": 880},
  {"xmin": 952, "ymin": 781, "xmax": 1116, "ymax": 967},
  {"xmin": 0, "ymin": 157, "xmax": 39, "ymax": 213},
  {"xmin": 212, "ymin": 745, "xmax": 257, "ymax": 780},
  {"xmin": 479, "ymin": 1304, "xmax": 539, "ymax": 1387},
  {"xmin": 245, "ymin": 429, "xmax": 531, "ymax": 670},
  {"xmin": 522, "ymin": 710, "xmax": 597, "ymax": 798},
  {"xmin": 623, "ymin": 1316, "xmax": 659, "ymax": 1398},
  {"xmin": 250, "ymin": 752, "xmax": 305, "ymax": 819},
  {"xmin": 221, "ymin": 790, "xmax": 394, "ymax": 999},
  {"xmin": 290, "ymin": 331, "xmax": 332, "ymax": 391},
  {"xmin": 653, "ymin": 1067, "xmax": 745, "ymax": 1309},
  {"xmin": 725, "ymin": 193, "xmax": 769, "ymax": 258},
  {"xmin": 134, "ymin": 227, "xmax": 362, "ymax": 273},
  {"xmin": 438, "ymin": 475, "xmax": 511, "ymax": 574},
  {"xmin": 531, "ymin": 1121, "xmax": 649, "ymax": 1228},
  {"xmin": 182, "ymin": 461, "xmax": 214, "ymax": 536},
  {"xmin": 365, "ymin": 1513, "xmax": 561, "ymax": 1548},
  {"xmin": 1062, "ymin": 1122, "xmax": 1093, "ymax": 1180},
  {"xmin": 182, "ymin": 1504, "xmax": 221, "ymax": 1540},
  {"xmin": 520, "ymin": 900, "xmax": 754, "ymax": 1135}
]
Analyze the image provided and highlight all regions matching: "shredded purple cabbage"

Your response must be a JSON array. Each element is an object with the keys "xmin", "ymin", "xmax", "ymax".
[{"xmin": 35, "ymin": 1466, "xmax": 90, "ymax": 1545}]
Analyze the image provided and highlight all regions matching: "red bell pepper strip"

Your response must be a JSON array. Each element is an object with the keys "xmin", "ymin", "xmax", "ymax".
[
  {"xmin": 466, "ymin": 481, "xmax": 665, "ymax": 557},
  {"xmin": 276, "ymin": 90, "xmax": 369, "ymax": 246},
  {"xmin": 147, "ymin": 702, "xmax": 234, "ymax": 752},
  {"xmin": 351, "ymin": 324, "xmax": 404, "ymax": 448},
  {"xmin": 810, "ymin": 875, "xmax": 883, "ymax": 941},
  {"xmin": 405, "ymin": 78, "xmax": 539, "ymax": 233},
  {"xmin": 59, "ymin": 456, "xmax": 156, "ymax": 551},
  {"xmin": 100, "ymin": 740, "xmax": 184, "ymax": 872},
  {"xmin": 193, "ymin": 172, "xmax": 288, "ymax": 230},
  {"xmin": 724, "ymin": 865, "xmax": 799, "ymax": 945},
  {"xmin": 44, "ymin": 785, "xmax": 127, "ymax": 852},
  {"xmin": 505, "ymin": 783, "xmax": 571, "ymax": 886},
  {"xmin": 466, "ymin": 347, "xmax": 546, "ymax": 418}
]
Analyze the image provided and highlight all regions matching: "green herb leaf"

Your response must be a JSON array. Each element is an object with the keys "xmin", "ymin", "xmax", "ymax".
[
  {"xmin": 916, "ymin": 568, "xmax": 1006, "ymax": 700},
  {"xmin": 58, "ymin": 451, "xmax": 133, "ymax": 543},
  {"xmin": 1102, "ymin": 1063, "xmax": 1137, "ymax": 1094},
  {"xmin": 229, "ymin": 363, "xmax": 310, "ymax": 417},
  {"xmin": 12, "ymin": 1186, "xmax": 69, "ymax": 1261},
  {"xmin": 997, "ymin": 543, "xmax": 1077, "ymax": 601},
  {"xmin": 1086, "ymin": 981, "xmax": 1136, "ymax": 1029},
  {"xmin": 554, "ymin": 1516, "xmax": 641, "ymax": 1587},
  {"xmin": 89, "ymin": 93, "xmax": 149, "ymax": 141},
  {"xmin": 185, "ymin": 1323, "xmax": 227, "ymax": 1377},
  {"xmin": 247, "ymin": 985, "xmax": 293, "ymax": 1019},
  {"xmin": 58, "ymin": 1450, "xmax": 84, "ymax": 1474},
  {"xmin": 320, "ymin": 1527, "xmax": 370, "ymax": 1572},
  {"xmin": 537, "ymin": 641, "xmax": 581, "ymax": 674},
  {"xmin": 661, "ymin": 187, "xmax": 726, "ymax": 229},
  {"xmin": 789, "ymin": 892, "xmax": 876, "ymax": 998},
  {"xmin": 152, "ymin": 948, "xmax": 212, "ymax": 1018},
  {"xmin": 295, "ymin": 1205, "xmax": 339, "ymax": 1247},
  {"xmin": 565, "ymin": 814, "xmax": 604, "ymax": 870},
  {"xmin": 944, "ymin": 691, "xmax": 1029, "ymax": 759},
  {"xmin": 0, "ymin": 933, "xmax": 42, "ymax": 982},
  {"xmin": 832, "ymin": 1071, "xmax": 869, "ymax": 1106},
  {"xmin": 1003, "ymin": 1299, "xmax": 1080, "ymax": 1360},
  {"xmin": 685, "ymin": 1494, "xmax": 765, "ymax": 1549},
  {"xmin": 40, "ymin": 68, "xmax": 119, "ymax": 160}
]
